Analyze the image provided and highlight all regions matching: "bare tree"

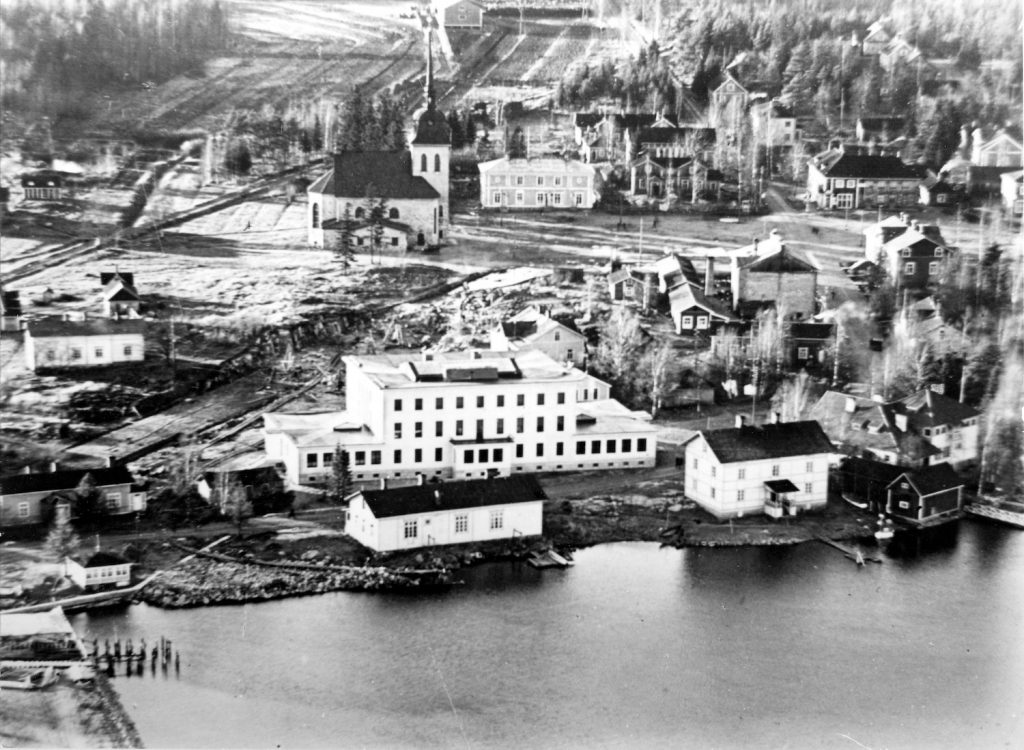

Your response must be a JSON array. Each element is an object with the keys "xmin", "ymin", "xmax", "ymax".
[
  {"xmin": 215, "ymin": 474, "xmax": 252, "ymax": 536},
  {"xmin": 641, "ymin": 339, "xmax": 678, "ymax": 418}
]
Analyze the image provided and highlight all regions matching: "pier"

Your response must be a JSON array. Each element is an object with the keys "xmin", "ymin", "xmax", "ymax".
[{"xmin": 815, "ymin": 536, "xmax": 883, "ymax": 565}]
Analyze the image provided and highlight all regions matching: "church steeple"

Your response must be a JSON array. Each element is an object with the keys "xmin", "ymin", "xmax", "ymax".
[{"xmin": 425, "ymin": 29, "xmax": 436, "ymax": 111}]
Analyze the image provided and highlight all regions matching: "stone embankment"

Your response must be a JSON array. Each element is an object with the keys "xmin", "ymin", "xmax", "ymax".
[{"xmin": 140, "ymin": 554, "xmax": 442, "ymax": 608}]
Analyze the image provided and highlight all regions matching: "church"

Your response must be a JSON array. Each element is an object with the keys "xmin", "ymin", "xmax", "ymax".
[{"xmin": 307, "ymin": 40, "xmax": 451, "ymax": 252}]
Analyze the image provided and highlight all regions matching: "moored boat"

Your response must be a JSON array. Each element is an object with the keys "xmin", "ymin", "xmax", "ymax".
[{"xmin": 0, "ymin": 665, "xmax": 57, "ymax": 690}]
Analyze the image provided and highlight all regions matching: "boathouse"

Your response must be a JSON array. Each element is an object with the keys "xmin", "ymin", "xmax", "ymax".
[
  {"xmin": 885, "ymin": 463, "xmax": 963, "ymax": 528},
  {"xmin": 345, "ymin": 474, "xmax": 545, "ymax": 552},
  {"xmin": 65, "ymin": 551, "xmax": 133, "ymax": 589}
]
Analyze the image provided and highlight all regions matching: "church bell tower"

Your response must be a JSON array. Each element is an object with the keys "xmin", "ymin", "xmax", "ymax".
[{"xmin": 410, "ymin": 29, "xmax": 451, "ymax": 223}]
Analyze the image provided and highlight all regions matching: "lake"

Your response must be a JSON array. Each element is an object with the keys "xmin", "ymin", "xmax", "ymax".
[{"xmin": 73, "ymin": 522, "xmax": 1024, "ymax": 749}]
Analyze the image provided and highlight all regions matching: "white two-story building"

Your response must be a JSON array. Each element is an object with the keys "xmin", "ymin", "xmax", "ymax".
[
  {"xmin": 683, "ymin": 417, "xmax": 834, "ymax": 519},
  {"xmin": 264, "ymin": 349, "xmax": 657, "ymax": 487},
  {"xmin": 477, "ymin": 157, "xmax": 599, "ymax": 210}
]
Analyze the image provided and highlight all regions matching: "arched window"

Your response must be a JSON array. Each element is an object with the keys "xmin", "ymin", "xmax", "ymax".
[
  {"xmin": 420, "ymin": 154, "xmax": 427, "ymax": 172},
  {"xmin": 311, "ymin": 203, "xmax": 319, "ymax": 228},
  {"xmin": 354, "ymin": 207, "xmax": 365, "ymax": 219},
  {"xmin": 388, "ymin": 207, "xmax": 399, "ymax": 219},
  {"xmin": 434, "ymin": 154, "xmax": 441, "ymax": 172},
  {"xmin": 438, "ymin": 205, "xmax": 443, "ymax": 219}
]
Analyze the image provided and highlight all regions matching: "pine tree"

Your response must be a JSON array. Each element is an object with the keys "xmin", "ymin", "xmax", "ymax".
[
  {"xmin": 447, "ymin": 110, "xmax": 465, "ymax": 150},
  {"xmin": 336, "ymin": 202, "xmax": 356, "ymax": 268},
  {"xmin": 327, "ymin": 446, "xmax": 351, "ymax": 504},
  {"xmin": 45, "ymin": 503, "xmax": 80, "ymax": 565}
]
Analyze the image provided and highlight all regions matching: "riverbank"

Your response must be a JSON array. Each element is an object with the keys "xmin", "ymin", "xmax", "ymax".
[
  {"xmin": 127, "ymin": 494, "xmax": 877, "ymax": 608},
  {"xmin": 0, "ymin": 672, "xmax": 142, "ymax": 749}
]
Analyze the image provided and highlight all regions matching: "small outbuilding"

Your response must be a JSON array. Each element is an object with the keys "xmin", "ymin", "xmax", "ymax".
[
  {"xmin": 65, "ymin": 551, "xmax": 133, "ymax": 589},
  {"xmin": 345, "ymin": 474, "xmax": 546, "ymax": 552},
  {"xmin": 886, "ymin": 463, "xmax": 964, "ymax": 528}
]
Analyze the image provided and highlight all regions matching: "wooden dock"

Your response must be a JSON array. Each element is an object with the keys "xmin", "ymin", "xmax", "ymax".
[
  {"xmin": 965, "ymin": 504, "xmax": 1024, "ymax": 529},
  {"xmin": 815, "ymin": 536, "xmax": 883, "ymax": 565}
]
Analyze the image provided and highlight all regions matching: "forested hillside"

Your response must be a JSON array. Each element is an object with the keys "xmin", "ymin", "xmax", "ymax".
[{"xmin": 0, "ymin": 0, "xmax": 232, "ymax": 120}]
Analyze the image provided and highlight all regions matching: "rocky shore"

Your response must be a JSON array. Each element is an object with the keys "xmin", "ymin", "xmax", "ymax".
[{"xmin": 140, "ymin": 555, "xmax": 443, "ymax": 609}]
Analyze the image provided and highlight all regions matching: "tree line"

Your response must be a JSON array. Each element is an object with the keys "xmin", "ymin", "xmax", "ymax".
[{"xmin": 1, "ymin": 0, "xmax": 232, "ymax": 119}]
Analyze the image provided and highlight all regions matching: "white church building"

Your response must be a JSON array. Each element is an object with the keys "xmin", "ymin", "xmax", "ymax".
[{"xmin": 307, "ymin": 40, "xmax": 451, "ymax": 251}]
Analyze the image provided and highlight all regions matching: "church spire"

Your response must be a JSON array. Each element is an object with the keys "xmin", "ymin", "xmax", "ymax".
[{"xmin": 425, "ymin": 28, "xmax": 436, "ymax": 111}]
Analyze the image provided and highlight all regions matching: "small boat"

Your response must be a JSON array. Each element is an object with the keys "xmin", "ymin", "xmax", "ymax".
[
  {"xmin": 841, "ymin": 492, "xmax": 869, "ymax": 510},
  {"xmin": 0, "ymin": 666, "xmax": 57, "ymax": 691},
  {"xmin": 874, "ymin": 514, "xmax": 895, "ymax": 544}
]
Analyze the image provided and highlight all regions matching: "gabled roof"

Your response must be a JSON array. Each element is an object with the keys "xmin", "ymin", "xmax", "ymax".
[
  {"xmin": 316, "ymin": 152, "xmax": 440, "ymax": 201},
  {"xmin": 811, "ymin": 149, "xmax": 923, "ymax": 180},
  {"xmin": 635, "ymin": 127, "xmax": 716, "ymax": 145},
  {"xmin": 737, "ymin": 245, "xmax": 818, "ymax": 273},
  {"xmin": 698, "ymin": 421, "xmax": 833, "ymax": 464},
  {"xmin": 881, "ymin": 228, "xmax": 945, "ymax": 254},
  {"xmin": 105, "ymin": 283, "xmax": 140, "ymax": 302},
  {"xmin": 669, "ymin": 284, "xmax": 738, "ymax": 322},
  {"xmin": 0, "ymin": 466, "xmax": 136, "ymax": 496},
  {"xmin": 27, "ymin": 318, "xmax": 145, "ymax": 338},
  {"xmin": 889, "ymin": 463, "xmax": 963, "ymax": 496},
  {"xmin": 895, "ymin": 389, "xmax": 979, "ymax": 429},
  {"xmin": 360, "ymin": 474, "xmax": 546, "ymax": 518},
  {"xmin": 413, "ymin": 107, "xmax": 451, "ymax": 146},
  {"xmin": 82, "ymin": 551, "xmax": 130, "ymax": 568},
  {"xmin": 809, "ymin": 391, "xmax": 941, "ymax": 462},
  {"xmin": 789, "ymin": 323, "xmax": 834, "ymax": 340},
  {"xmin": 100, "ymin": 272, "xmax": 134, "ymax": 287},
  {"xmin": 501, "ymin": 320, "xmax": 537, "ymax": 338},
  {"xmin": 858, "ymin": 116, "xmax": 906, "ymax": 132}
]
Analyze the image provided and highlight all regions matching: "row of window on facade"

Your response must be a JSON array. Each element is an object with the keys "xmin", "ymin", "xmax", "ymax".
[
  {"xmin": 689, "ymin": 481, "xmax": 815, "ymax": 501},
  {"xmin": 14, "ymin": 491, "xmax": 123, "ymax": 518},
  {"xmin": 693, "ymin": 458, "xmax": 818, "ymax": 477},
  {"xmin": 43, "ymin": 344, "xmax": 136, "ymax": 362},
  {"xmin": 490, "ymin": 175, "xmax": 587, "ymax": 187},
  {"xmin": 903, "ymin": 261, "xmax": 941, "ymax": 275},
  {"xmin": 491, "ymin": 191, "xmax": 586, "ymax": 207},
  {"xmin": 392, "ymin": 414, "xmax": 569, "ymax": 440},
  {"xmin": 393, "ymin": 392, "xmax": 569, "ymax": 411},
  {"xmin": 402, "ymin": 510, "xmax": 500, "ymax": 540},
  {"xmin": 421, "ymin": 154, "xmax": 443, "ymax": 172},
  {"xmin": 310, "ymin": 204, "xmax": 414, "ymax": 227},
  {"xmin": 306, "ymin": 437, "xmax": 649, "ymax": 469}
]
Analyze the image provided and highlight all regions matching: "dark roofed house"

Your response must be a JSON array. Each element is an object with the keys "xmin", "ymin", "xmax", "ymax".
[
  {"xmin": 788, "ymin": 322, "xmax": 834, "ymax": 369},
  {"xmin": 345, "ymin": 474, "xmax": 546, "ymax": 551},
  {"xmin": 1, "ymin": 290, "xmax": 24, "ymax": 332},
  {"xmin": 0, "ymin": 465, "xmax": 144, "ymax": 528},
  {"xmin": 886, "ymin": 463, "xmax": 963, "ymax": 528},
  {"xmin": 683, "ymin": 418, "xmax": 834, "ymax": 519},
  {"xmin": 838, "ymin": 456, "xmax": 906, "ymax": 513},
  {"xmin": 65, "ymin": 550, "xmax": 133, "ymax": 589},
  {"xmin": 25, "ymin": 318, "xmax": 145, "ymax": 371},
  {"xmin": 807, "ymin": 146, "xmax": 924, "ymax": 210}
]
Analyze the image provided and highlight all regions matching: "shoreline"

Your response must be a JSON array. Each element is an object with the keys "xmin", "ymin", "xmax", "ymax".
[{"xmin": 133, "ymin": 507, "xmax": 876, "ymax": 609}]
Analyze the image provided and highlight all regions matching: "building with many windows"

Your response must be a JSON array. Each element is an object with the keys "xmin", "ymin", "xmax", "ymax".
[
  {"xmin": 24, "ymin": 318, "xmax": 145, "ymax": 371},
  {"xmin": 806, "ymin": 145, "xmax": 923, "ymax": 210},
  {"xmin": 264, "ymin": 349, "xmax": 657, "ymax": 487},
  {"xmin": 683, "ymin": 417, "xmax": 833, "ymax": 519},
  {"xmin": 477, "ymin": 158, "xmax": 599, "ymax": 210},
  {"xmin": 0, "ymin": 466, "xmax": 144, "ymax": 528},
  {"xmin": 345, "ymin": 474, "xmax": 544, "ymax": 552}
]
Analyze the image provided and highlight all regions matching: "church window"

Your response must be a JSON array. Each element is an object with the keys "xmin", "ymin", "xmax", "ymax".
[
  {"xmin": 355, "ymin": 207, "xmax": 365, "ymax": 219},
  {"xmin": 311, "ymin": 203, "xmax": 319, "ymax": 228},
  {"xmin": 421, "ymin": 154, "xmax": 428, "ymax": 172},
  {"xmin": 434, "ymin": 154, "xmax": 441, "ymax": 172},
  {"xmin": 389, "ymin": 207, "xmax": 399, "ymax": 219},
  {"xmin": 438, "ymin": 206, "xmax": 443, "ymax": 218}
]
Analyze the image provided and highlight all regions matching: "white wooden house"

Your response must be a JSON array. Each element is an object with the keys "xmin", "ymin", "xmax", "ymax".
[
  {"xmin": 345, "ymin": 474, "xmax": 545, "ymax": 552},
  {"xmin": 24, "ymin": 318, "xmax": 145, "ymax": 370},
  {"xmin": 683, "ymin": 417, "xmax": 834, "ymax": 519},
  {"xmin": 490, "ymin": 308, "xmax": 586, "ymax": 368},
  {"xmin": 65, "ymin": 551, "xmax": 133, "ymax": 589}
]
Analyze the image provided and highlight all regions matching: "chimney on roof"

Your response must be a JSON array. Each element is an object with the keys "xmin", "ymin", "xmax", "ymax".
[
  {"xmin": 704, "ymin": 257, "xmax": 715, "ymax": 296},
  {"xmin": 417, "ymin": 473, "xmax": 425, "ymax": 486},
  {"xmin": 735, "ymin": 414, "xmax": 747, "ymax": 429},
  {"xmin": 423, "ymin": 352, "xmax": 433, "ymax": 361},
  {"xmin": 434, "ymin": 489, "xmax": 442, "ymax": 507},
  {"xmin": 899, "ymin": 212, "xmax": 910, "ymax": 225},
  {"xmin": 845, "ymin": 396, "xmax": 857, "ymax": 413},
  {"xmin": 380, "ymin": 477, "xmax": 387, "ymax": 490},
  {"xmin": 48, "ymin": 461, "xmax": 57, "ymax": 473},
  {"xmin": 771, "ymin": 411, "xmax": 781, "ymax": 424},
  {"xmin": 472, "ymin": 351, "xmax": 482, "ymax": 359},
  {"xmin": 911, "ymin": 221, "xmax": 921, "ymax": 233},
  {"xmin": 21, "ymin": 465, "xmax": 31, "ymax": 475},
  {"xmin": 894, "ymin": 413, "xmax": 908, "ymax": 432}
]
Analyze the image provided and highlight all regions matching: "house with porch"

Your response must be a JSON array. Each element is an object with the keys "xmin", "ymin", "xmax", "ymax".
[
  {"xmin": 345, "ymin": 474, "xmax": 545, "ymax": 552},
  {"xmin": 683, "ymin": 416, "xmax": 833, "ymax": 519},
  {"xmin": 0, "ymin": 465, "xmax": 144, "ymax": 528},
  {"xmin": 806, "ymin": 145, "xmax": 923, "ymax": 210},
  {"xmin": 669, "ymin": 283, "xmax": 739, "ymax": 335}
]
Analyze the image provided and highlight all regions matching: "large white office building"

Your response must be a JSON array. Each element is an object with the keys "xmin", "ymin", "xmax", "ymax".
[{"xmin": 264, "ymin": 350, "xmax": 658, "ymax": 486}]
